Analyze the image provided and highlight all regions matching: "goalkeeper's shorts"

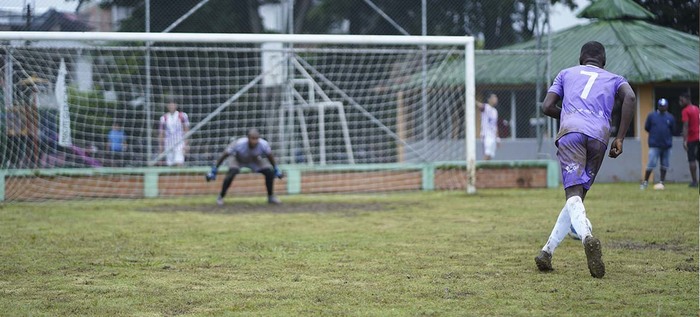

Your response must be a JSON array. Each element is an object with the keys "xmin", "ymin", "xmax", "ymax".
[{"xmin": 228, "ymin": 156, "xmax": 272, "ymax": 173}]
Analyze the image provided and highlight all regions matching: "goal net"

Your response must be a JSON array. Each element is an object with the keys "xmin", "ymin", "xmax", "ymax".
[{"xmin": 0, "ymin": 32, "xmax": 475, "ymax": 202}]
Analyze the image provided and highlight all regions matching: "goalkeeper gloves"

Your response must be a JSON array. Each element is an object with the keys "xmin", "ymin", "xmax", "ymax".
[
  {"xmin": 274, "ymin": 166, "xmax": 284, "ymax": 179},
  {"xmin": 205, "ymin": 166, "xmax": 218, "ymax": 182}
]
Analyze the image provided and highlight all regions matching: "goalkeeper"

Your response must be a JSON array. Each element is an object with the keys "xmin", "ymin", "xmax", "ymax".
[{"xmin": 206, "ymin": 129, "xmax": 283, "ymax": 205}]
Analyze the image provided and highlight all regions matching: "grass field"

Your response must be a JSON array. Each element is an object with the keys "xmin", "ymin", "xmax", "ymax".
[{"xmin": 0, "ymin": 184, "xmax": 697, "ymax": 316}]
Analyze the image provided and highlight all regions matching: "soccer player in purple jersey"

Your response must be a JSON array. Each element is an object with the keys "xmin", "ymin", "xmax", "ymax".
[{"xmin": 534, "ymin": 41, "xmax": 636, "ymax": 278}]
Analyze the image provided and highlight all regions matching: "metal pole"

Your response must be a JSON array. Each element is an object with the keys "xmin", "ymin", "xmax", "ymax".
[
  {"xmin": 285, "ymin": 0, "xmax": 296, "ymax": 166},
  {"xmin": 510, "ymin": 90, "xmax": 516, "ymax": 139},
  {"xmin": 145, "ymin": 1, "xmax": 151, "ymax": 37},
  {"xmin": 4, "ymin": 49, "xmax": 12, "ymax": 109},
  {"xmin": 318, "ymin": 103, "xmax": 325, "ymax": 165},
  {"xmin": 421, "ymin": 0, "xmax": 428, "ymax": 141},
  {"xmin": 546, "ymin": 0, "xmax": 555, "ymax": 139},
  {"xmin": 361, "ymin": 0, "xmax": 410, "ymax": 36},
  {"xmin": 0, "ymin": 32, "xmax": 471, "ymax": 46},
  {"xmin": 286, "ymin": 0, "xmax": 294, "ymax": 164},
  {"xmin": 465, "ymin": 41, "xmax": 476, "ymax": 194},
  {"xmin": 288, "ymin": 0, "xmax": 294, "ymax": 35},
  {"xmin": 162, "ymin": 0, "xmax": 211, "ymax": 33},
  {"xmin": 24, "ymin": 4, "xmax": 31, "ymax": 30},
  {"xmin": 145, "ymin": 0, "xmax": 153, "ymax": 163},
  {"xmin": 2, "ymin": 49, "xmax": 11, "ymax": 169},
  {"xmin": 534, "ymin": 0, "xmax": 543, "ymax": 155}
]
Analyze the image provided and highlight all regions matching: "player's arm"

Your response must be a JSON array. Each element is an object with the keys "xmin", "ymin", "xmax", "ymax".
[
  {"xmin": 541, "ymin": 92, "xmax": 562, "ymax": 120},
  {"xmin": 267, "ymin": 153, "xmax": 277, "ymax": 167},
  {"xmin": 205, "ymin": 150, "xmax": 230, "ymax": 182},
  {"xmin": 682, "ymin": 122, "xmax": 689, "ymax": 151},
  {"xmin": 644, "ymin": 114, "xmax": 651, "ymax": 132},
  {"xmin": 495, "ymin": 112, "xmax": 501, "ymax": 144},
  {"xmin": 475, "ymin": 99, "xmax": 485, "ymax": 112},
  {"xmin": 681, "ymin": 108, "xmax": 690, "ymax": 151},
  {"xmin": 182, "ymin": 113, "xmax": 190, "ymax": 150},
  {"xmin": 267, "ymin": 152, "xmax": 284, "ymax": 179},
  {"xmin": 214, "ymin": 151, "xmax": 230, "ymax": 169},
  {"xmin": 669, "ymin": 117, "xmax": 676, "ymax": 135},
  {"xmin": 158, "ymin": 118, "xmax": 165, "ymax": 151},
  {"xmin": 609, "ymin": 83, "xmax": 636, "ymax": 158}
]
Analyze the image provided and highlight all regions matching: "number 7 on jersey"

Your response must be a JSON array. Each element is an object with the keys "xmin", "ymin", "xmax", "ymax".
[{"xmin": 579, "ymin": 70, "xmax": 598, "ymax": 99}]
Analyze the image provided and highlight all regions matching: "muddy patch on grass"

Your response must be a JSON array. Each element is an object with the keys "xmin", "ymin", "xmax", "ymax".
[
  {"xmin": 142, "ymin": 202, "xmax": 405, "ymax": 215},
  {"xmin": 675, "ymin": 262, "xmax": 698, "ymax": 272},
  {"xmin": 606, "ymin": 240, "xmax": 690, "ymax": 252}
]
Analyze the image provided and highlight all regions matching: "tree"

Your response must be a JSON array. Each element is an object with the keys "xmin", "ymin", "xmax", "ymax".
[
  {"xmin": 91, "ymin": 0, "xmax": 263, "ymax": 33},
  {"xmin": 632, "ymin": 0, "xmax": 698, "ymax": 35},
  {"xmin": 71, "ymin": 0, "xmax": 584, "ymax": 47},
  {"xmin": 302, "ymin": 0, "xmax": 576, "ymax": 49},
  {"xmin": 71, "ymin": 0, "xmax": 314, "ymax": 34}
]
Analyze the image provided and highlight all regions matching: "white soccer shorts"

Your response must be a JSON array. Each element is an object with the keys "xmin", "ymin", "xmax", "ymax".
[
  {"xmin": 166, "ymin": 145, "xmax": 185, "ymax": 166},
  {"xmin": 483, "ymin": 136, "xmax": 497, "ymax": 158}
]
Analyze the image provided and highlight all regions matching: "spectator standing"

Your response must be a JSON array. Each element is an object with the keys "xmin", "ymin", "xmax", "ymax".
[
  {"xmin": 680, "ymin": 92, "xmax": 699, "ymax": 187},
  {"xmin": 107, "ymin": 122, "xmax": 127, "ymax": 167},
  {"xmin": 640, "ymin": 98, "xmax": 674, "ymax": 190},
  {"xmin": 159, "ymin": 100, "xmax": 190, "ymax": 166}
]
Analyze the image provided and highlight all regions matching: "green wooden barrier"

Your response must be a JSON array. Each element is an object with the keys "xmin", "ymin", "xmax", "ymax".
[{"xmin": 0, "ymin": 160, "xmax": 558, "ymax": 201}]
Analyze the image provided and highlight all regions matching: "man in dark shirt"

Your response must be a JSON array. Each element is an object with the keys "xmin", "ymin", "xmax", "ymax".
[{"xmin": 641, "ymin": 98, "xmax": 675, "ymax": 190}]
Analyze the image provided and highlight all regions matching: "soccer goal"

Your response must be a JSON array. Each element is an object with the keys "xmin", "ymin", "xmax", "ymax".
[{"xmin": 0, "ymin": 32, "xmax": 475, "ymax": 201}]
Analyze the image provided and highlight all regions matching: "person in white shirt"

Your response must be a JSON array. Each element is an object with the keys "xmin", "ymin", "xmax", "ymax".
[
  {"xmin": 477, "ymin": 93, "xmax": 500, "ymax": 160},
  {"xmin": 158, "ymin": 100, "xmax": 190, "ymax": 166}
]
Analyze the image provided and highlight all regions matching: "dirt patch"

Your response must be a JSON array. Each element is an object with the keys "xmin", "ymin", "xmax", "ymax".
[
  {"xmin": 675, "ymin": 262, "xmax": 699, "ymax": 272},
  {"xmin": 606, "ymin": 240, "xmax": 689, "ymax": 252},
  {"xmin": 142, "ymin": 202, "xmax": 402, "ymax": 215}
]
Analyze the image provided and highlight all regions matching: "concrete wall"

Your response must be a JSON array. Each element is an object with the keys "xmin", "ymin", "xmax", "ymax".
[
  {"xmin": 406, "ymin": 137, "xmax": 694, "ymax": 184},
  {"xmin": 1, "ymin": 165, "xmax": 552, "ymax": 201},
  {"xmin": 489, "ymin": 138, "xmax": 692, "ymax": 183}
]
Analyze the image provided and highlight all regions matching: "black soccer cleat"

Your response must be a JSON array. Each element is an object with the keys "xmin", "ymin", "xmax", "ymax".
[
  {"xmin": 583, "ymin": 236, "xmax": 605, "ymax": 278},
  {"xmin": 535, "ymin": 250, "xmax": 553, "ymax": 272}
]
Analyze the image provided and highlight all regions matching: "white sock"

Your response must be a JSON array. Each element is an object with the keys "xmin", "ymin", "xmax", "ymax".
[
  {"xmin": 567, "ymin": 196, "xmax": 592, "ymax": 243},
  {"xmin": 542, "ymin": 205, "xmax": 570, "ymax": 255}
]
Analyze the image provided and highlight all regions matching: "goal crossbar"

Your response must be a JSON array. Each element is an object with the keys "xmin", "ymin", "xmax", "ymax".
[{"xmin": 0, "ymin": 32, "xmax": 473, "ymax": 46}]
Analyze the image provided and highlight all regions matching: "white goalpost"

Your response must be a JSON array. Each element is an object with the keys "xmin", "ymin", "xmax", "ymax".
[{"xmin": 0, "ymin": 31, "xmax": 475, "ymax": 201}]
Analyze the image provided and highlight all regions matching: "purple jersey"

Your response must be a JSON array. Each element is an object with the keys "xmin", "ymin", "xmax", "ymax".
[{"xmin": 548, "ymin": 65, "xmax": 627, "ymax": 143}]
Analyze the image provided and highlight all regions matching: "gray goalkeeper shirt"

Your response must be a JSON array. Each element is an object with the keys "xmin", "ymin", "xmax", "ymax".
[{"xmin": 225, "ymin": 137, "xmax": 272, "ymax": 164}]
